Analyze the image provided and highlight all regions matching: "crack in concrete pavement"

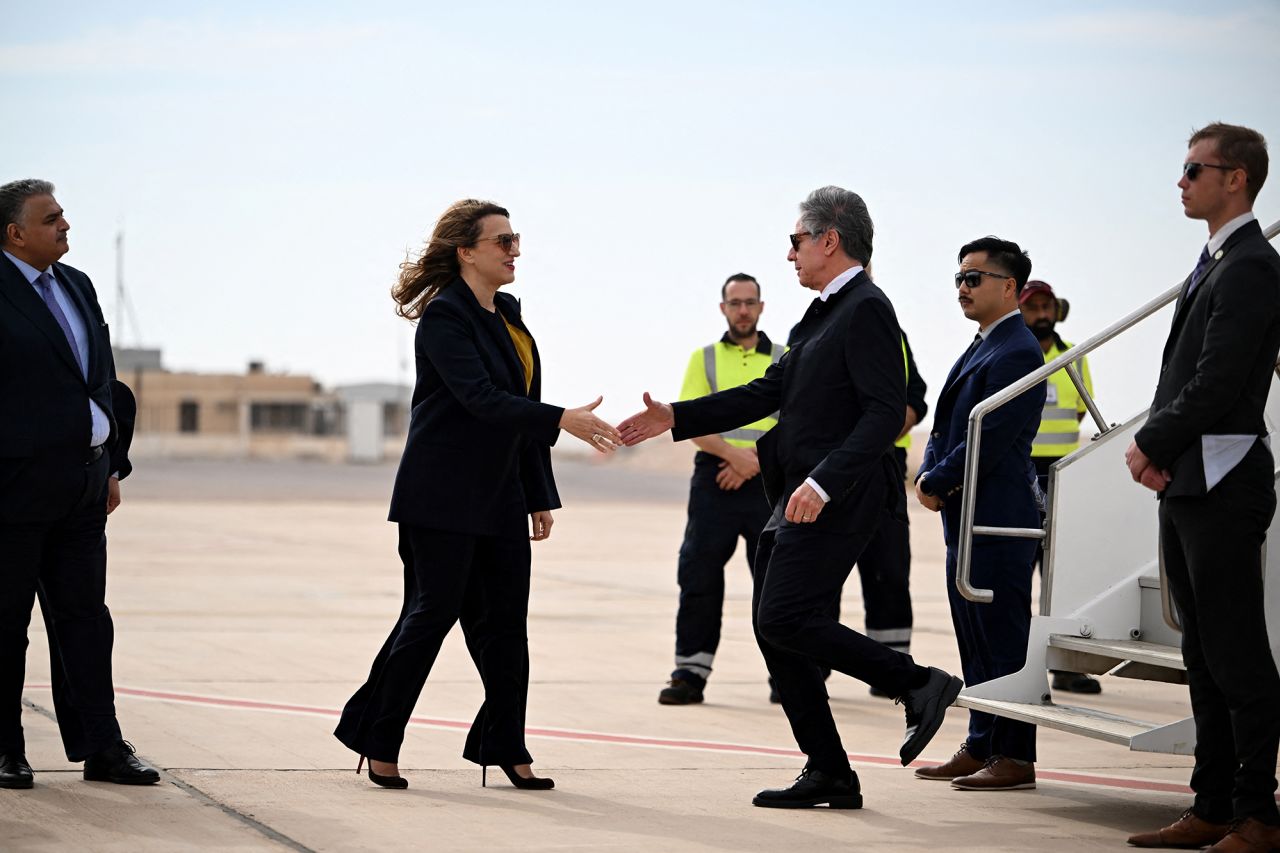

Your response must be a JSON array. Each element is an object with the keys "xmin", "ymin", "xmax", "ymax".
[{"xmin": 21, "ymin": 697, "xmax": 315, "ymax": 853}]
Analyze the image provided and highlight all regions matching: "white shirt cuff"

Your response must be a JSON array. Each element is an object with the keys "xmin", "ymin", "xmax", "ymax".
[{"xmin": 804, "ymin": 477, "xmax": 831, "ymax": 502}]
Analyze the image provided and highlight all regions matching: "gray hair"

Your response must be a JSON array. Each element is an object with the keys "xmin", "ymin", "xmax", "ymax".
[
  {"xmin": 798, "ymin": 185, "xmax": 873, "ymax": 265},
  {"xmin": 0, "ymin": 179, "xmax": 56, "ymax": 247}
]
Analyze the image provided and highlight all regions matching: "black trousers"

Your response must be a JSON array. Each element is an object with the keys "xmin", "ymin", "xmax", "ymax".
[
  {"xmin": 849, "ymin": 446, "xmax": 914, "ymax": 653},
  {"xmin": 753, "ymin": 521, "xmax": 928, "ymax": 776},
  {"xmin": 944, "ymin": 540, "xmax": 1037, "ymax": 762},
  {"xmin": 335, "ymin": 524, "xmax": 534, "ymax": 766},
  {"xmin": 1160, "ymin": 466, "xmax": 1280, "ymax": 825},
  {"xmin": 673, "ymin": 453, "xmax": 771, "ymax": 680},
  {"xmin": 0, "ymin": 452, "xmax": 121, "ymax": 761}
]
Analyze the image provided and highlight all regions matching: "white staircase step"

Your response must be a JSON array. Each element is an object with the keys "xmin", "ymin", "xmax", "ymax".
[
  {"xmin": 1048, "ymin": 635, "xmax": 1184, "ymax": 670},
  {"xmin": 955, "ymin": 696, "xmax": 1159, "ymax": 746}
]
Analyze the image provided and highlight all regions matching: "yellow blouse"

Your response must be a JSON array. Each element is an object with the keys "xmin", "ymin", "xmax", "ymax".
[{"xmin": 502, "ymin": 316, "xmax": 534, "ymax": 393}]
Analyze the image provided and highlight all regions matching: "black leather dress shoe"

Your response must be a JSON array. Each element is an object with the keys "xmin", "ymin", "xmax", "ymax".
[
  {"xmin": 658, "ymin": 677, "xmax": 704, "ymax": 705},
  {"xmin": 0, "ymin": 752, "xmax": 34, "ymax": 789},
  {"xmin": 83, "ymin": 741, "xmax": 160, "ymax": 785},
  {"xmin": 752, "ymin": 768, "xmax": 862, "ymax": 809},
  {"xmin": 898, "ymin": 667, "xmax": 964, "ymax": 766}
]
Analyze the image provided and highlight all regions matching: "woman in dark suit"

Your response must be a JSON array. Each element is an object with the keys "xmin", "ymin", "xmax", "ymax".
[{"xmin": 334, "ymin": 199, "xmax": 619, "ymax": 790}]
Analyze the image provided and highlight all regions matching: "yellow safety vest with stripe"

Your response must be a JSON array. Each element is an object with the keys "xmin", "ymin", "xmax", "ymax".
[
  {"xmin": 895, "ymin": 336, "xmax": 911, "ymax": 451},
  {"xmin": 678, "ymin": 333, "xmax": 783, "ymax": 448},
  {"xmin": 1033, "ymin": 340, "xmax": 1093, "ymax": 458}
]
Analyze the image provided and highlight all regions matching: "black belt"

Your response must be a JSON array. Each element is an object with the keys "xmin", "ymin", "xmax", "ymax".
[{"xmin": 86, "ymin": 444, "xmax": 104, "ymax": 464}]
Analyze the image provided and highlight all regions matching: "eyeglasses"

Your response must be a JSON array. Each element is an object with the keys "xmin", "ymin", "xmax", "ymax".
[
  {"xmin": 475, "ymin": 233, "xmax": 521, "ymax": 252},
  {"xmin": 1183, "ymin": 162, "xmax": 1237, "ymax": 181},
  {"xmin": 724, "ymin": 299, "xmax": 761, "ymax": 309},
  {"xmin": 954, "ymin": 269, "xmax": 1012, "ymax": 289},
  {"xmin": 788, "ymin": 231, "xmax": 814, "ymax": 251}
]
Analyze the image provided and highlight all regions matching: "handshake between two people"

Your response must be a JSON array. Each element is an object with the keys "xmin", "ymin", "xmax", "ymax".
[
  {"xmin": 558, "ymin": 392, "xmax": 675, "ymax": 455},
  {"xmin": 573, "ymin": 393, "xmax": 826, "ymax": 525}
]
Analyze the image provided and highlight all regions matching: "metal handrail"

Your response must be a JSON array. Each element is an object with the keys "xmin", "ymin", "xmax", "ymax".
[{"xmin": 955, "ymin": 217, "xmax": 1280, "ymax": 604}]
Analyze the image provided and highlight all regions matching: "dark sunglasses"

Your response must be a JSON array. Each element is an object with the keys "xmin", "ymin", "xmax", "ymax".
[
  {"xmin": 954, "ymin": 269, "xmax": 1012, "ymax": 289},
  {"xmin": 788, "ymin": 230, "xmax": 813, "ymax": 251},
  {"xmin": 475, "ymin": 232, "xmax": 521, "ymax": 252},
  {"xmin": 1183, "ymin": 162, "xmax": 1237, "ymax": 181}
]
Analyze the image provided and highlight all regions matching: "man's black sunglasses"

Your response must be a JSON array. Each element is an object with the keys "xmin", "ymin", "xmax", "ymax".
[
  {"xmin": 1183, "ymin": 162, "xmax": 1237, "ymax": 181},
  {"xmin": 954, "ymin": 269, "xmax": 1012, "ymax": 289}
]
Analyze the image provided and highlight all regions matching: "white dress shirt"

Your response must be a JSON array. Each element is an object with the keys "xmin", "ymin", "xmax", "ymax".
[{"xmin": 979, "ymin": 308, "xmax": 1022, "ymax": 340}]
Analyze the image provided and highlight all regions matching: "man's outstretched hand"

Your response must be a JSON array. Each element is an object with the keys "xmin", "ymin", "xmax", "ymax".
[{"xmin": 617, "ymin": 392, "xmax": 675, "ymax": 446}]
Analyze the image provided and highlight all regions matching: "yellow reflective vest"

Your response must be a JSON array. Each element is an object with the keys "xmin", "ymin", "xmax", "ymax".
[
  {"xmin": 895, "ymin": 336, "xmax": 911, "ymax": 451},
  {"xmin": 1033, "ymin": 340, "xmax": 1093, "ymax": 458},
  {"xmin": 679, "ymin": 333, "xmax": 783, "ymax": 448}
]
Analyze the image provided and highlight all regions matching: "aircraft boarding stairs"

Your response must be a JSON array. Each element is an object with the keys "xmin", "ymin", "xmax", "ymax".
[{"xmin": 951, "ymin": 219, "xmax": 1280, "ymax": 756}]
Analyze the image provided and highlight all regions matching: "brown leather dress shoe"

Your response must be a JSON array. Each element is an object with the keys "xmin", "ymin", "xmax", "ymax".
[
  {"xmin": 914, "ymin": 743, "xmax": 984, "ymax": 781},
  {"xmin": 1205, "ymin": 818, "xmax": 1280, "ymax": 852},
  {"xmin": 1127, "ymin": 808, "xmax": 1231, "ymax": 848},
  {"xmin": 950, "ymin": 756, "xmax": 1035, "ymax": 791}
]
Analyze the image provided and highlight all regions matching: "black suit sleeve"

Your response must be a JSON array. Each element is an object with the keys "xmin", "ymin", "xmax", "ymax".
[
  {"xmin": 808, "ymin": 299, "xmax": 905, "ymax": 498},
  {"xmin": 108, "ymin": 379, "xmax": 136, "ymax": 481},
  {"xmin": 671, "ymin": 359, "xmax": 785, "ymax": 441},
  {"xmin": 903, "ymin": 332, "xmax": 928, "ymax": 422},
  {"xmin": 1136, "ymin": 256, "xmax": 1280, "ymax": 468},
  {"xmin": 923, "ymin": 346, "xmax": 1044, "ymax": 496},
  {"xmin": 419, "ymin": 301, "xmax": 564, "ymax": 446}
]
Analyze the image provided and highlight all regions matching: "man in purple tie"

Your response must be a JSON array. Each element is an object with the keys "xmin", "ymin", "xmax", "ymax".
[
  {"xmin": 1125, "ymin": 124, "xmax": 1280, "ymax": 852},
  {"xmin": 0, "ymin": 179, "xmax": 159, "ymax": 789}
]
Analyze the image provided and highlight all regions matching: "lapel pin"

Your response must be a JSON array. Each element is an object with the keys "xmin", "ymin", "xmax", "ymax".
[{"xmin": 1214, "ymin": 250, "xmax": 1224, "ymax": 260}]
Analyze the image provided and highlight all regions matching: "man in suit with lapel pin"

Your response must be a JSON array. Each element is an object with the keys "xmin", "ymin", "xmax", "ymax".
[
  {"xmin": 914, "ymin": 236, "xmax": 1045, "ymax": 792},
  {"xmin": 619, "ymin": 186, "xmax": 963, "ymax": 811},
  {"xmin": 0, "ymin": 179, "xmax": 158, "ymax": 790},
  {"xmin": 1126, "ymin": 124, "xmax": 1280, "ymax": 853}
]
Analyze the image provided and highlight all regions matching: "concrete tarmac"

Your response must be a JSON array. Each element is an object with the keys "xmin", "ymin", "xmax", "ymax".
[{"xmin": 8, "ymin": 454, "xmax": 1205, "ymax": 851}]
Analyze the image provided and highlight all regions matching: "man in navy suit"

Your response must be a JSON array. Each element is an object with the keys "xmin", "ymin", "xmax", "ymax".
[
  {"xmin": 914, "ymin": 236, "xmax": 1046, "ymax": 792},
  {"xmin": 0, "ymin": 179, "xmax": 158, "ymax": 789}
]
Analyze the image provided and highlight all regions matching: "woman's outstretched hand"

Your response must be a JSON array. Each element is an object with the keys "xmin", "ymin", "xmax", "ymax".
[
  {"xmin": 617, "ymin": 392, "xmax": 675, "ymax": 446},
  {"xmin": 559, "ymin": 396, "xmax": 621, "ymax": 453}
]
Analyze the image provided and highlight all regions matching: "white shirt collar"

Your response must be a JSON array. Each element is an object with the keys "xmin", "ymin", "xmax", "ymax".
[
  {"xmin": 2, "ymin": 250, "xmax": 48, "ymax": 284},
  {"xmin": 1207, "ymin": 211, "xmax": 1256, "ymax": 256},
  {"xmin": 979, "ymin": 308, "xmax": 1022, "ymax": 340},
  {"xmin": 819, "ymin": 264, "xmax": 864, "ymax": 302}
]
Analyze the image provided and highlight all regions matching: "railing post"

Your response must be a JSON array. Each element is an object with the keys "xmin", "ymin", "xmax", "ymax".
[{"xmin": 1065, "ymin": 362, "xmax": 1110, "ymax": 436}]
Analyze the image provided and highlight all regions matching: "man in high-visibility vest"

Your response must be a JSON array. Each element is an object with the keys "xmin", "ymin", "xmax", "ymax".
[
  {"xmin": 659, "ymin": 272, "xmax": 782, "ymax": 705},
  {"xmin": 1019, "ymin": 279, "xmax": 1101, "ymax": 695}
]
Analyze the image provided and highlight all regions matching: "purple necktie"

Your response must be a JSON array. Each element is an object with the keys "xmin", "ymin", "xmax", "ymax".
[
  {"xmin": 35, "ymin": 271, "xmax": 86, "ymax": 377},
  {"xmin": 1185, "ymin": 245, "xmax": 1212, "ymax": 298}
]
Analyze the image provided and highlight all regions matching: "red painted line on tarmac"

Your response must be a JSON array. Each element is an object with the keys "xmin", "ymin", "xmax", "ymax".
[{"xmin": 26, "ymin": 683, "xmax": 1201, "ymax": 796}]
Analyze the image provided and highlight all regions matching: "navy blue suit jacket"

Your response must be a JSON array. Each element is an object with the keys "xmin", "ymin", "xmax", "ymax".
[
  {"xmin": 388, "ymin": 278, "xmax": 562, "ymax": 538},
  {"xmin": 920, "ymin": 315, "xmax": 1046, "ymax": 547},
  {"xmin": 0, "ymin": 254, "xmax": 129, "ymax": 523}
]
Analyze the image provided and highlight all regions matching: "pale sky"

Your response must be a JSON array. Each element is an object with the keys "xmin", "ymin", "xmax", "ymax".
[{"xmin": 4, "ymin": 1, "xmax": 1279, "ymax": 429}]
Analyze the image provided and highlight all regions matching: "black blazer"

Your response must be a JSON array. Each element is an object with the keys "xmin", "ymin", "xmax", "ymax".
[
  {"xmin": 673, "ymin": 271, "xmax": 905, "ymax": 534},
  {"xmin": 1136, "ymin": 219, "xmax": 1280, "ymax": 497},
  {"xmin": 388, "ymin": 278, "xmax": 562, "ymax": 537},
  {"xmin": 919, "ymin": 317, "xmax": 1046, "ymax": 547},
  {"xmin": 0, "ymin": 254, "xmax": 126, "ymax": 523}
]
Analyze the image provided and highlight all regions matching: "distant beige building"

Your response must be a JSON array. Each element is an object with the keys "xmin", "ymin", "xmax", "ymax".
[{"xmin": 114, "ymin": 348, "xmax": 408, "ymax": 462}]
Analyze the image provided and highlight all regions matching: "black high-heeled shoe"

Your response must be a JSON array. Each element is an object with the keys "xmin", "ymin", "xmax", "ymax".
[
  {"xmin": 481, "ymin": 764, "xmax": 554, "ymax": 790},
  {"xmin": 358, "ymin": 755, "xmax": 408, "ymax": 789}
]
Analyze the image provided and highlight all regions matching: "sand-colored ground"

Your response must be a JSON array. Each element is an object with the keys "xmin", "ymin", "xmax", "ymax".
[{"xmin": 4, "ymin": 456, "xmax": 1207, "ymax": 851}]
